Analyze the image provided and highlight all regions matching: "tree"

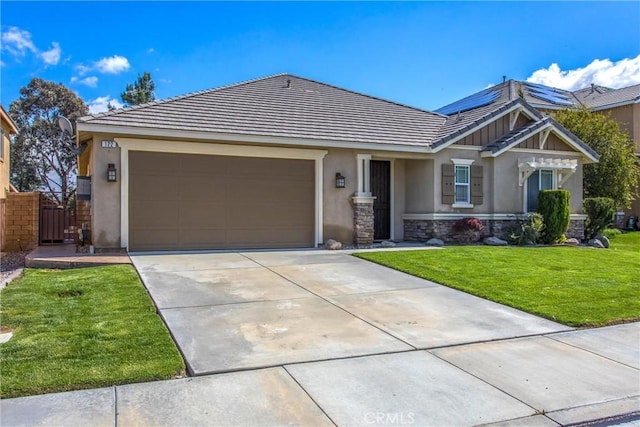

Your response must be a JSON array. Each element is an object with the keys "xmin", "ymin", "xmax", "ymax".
[
  {"xmin": 120, "ymin": 72, "xmax": 155, "ymax": 106},
  {"xmin": 9, "ymin": 78, "xmax": 88, "ymax": 206},
  {"xmin": 554, "ymin": 107, "xmax": 639, "ymax": 209}
]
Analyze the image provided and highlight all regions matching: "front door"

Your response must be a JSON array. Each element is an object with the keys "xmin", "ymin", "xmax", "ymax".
[{"xmin": 370, "ymin": 160, "xmax": 391, "ymax": 240}]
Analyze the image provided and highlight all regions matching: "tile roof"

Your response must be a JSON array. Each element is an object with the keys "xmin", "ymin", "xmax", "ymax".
[
  {"xmin": 78, "ymin": 73, "xmax": 446, "ymax": 147},
  {"xmin": 572, "ymin": 83, "xmax": 640, "ymax": 109},
  {"xmin": 78, "ymin": 73, "xmax": 601, "ymax": 160}
]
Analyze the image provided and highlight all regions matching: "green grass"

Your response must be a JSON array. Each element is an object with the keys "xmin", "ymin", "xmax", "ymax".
[
  {"xmin": 356, "ymin": 232, "xmax": 640, "ymax": 327},
  {"xmin": 0, "ymin": 265, "xmax": 185, "ymax": 398}
]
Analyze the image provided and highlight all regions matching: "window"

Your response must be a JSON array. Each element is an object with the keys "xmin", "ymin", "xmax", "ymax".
[
  {"xmin": 527, "ymin": 169, "xmax": 555, "ymax": 212},
  {"xmin": 455, "ymin": 165, "xmax": 470, "ymax": 204}
]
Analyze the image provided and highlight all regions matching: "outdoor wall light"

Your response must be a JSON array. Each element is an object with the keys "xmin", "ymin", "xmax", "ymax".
[
  {"xmin": 335, "ymin": 173, "xmax": 346, "ymax": 188},
  {"xmin": 107, "ymin": 163, "xmax": 117, "ymax": 182}
]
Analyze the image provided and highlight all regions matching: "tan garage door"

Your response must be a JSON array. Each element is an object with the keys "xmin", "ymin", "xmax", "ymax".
[{"xmin": 129, "ymin": 151, "xmax": 315, "ymax": 251}]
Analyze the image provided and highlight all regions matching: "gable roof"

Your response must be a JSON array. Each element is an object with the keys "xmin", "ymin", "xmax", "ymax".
[
  {"xmin": 572, "ymin": 83, "xmax": 640, "ymax": 110},
  {"xmin": 78, "ymin": 73, "xmax": 597, "ymax": 161},
  {"xmin": 480, "ymin": 115, "xmax": 599, "ymax": 162},
  {"xmin": 78, "ymin": 74, "xmax": 446, "ymax": 147}
]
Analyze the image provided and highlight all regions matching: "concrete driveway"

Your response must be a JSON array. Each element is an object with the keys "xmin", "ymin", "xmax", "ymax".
[{"xmin": 131, "ymin": 249, "xmax": 570, "ymax": 376}]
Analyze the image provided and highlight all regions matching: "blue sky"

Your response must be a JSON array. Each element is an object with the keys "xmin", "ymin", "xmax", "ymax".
[{"xmin": 1, "ymin": 1, "xmax": 639, "ymax": 114}]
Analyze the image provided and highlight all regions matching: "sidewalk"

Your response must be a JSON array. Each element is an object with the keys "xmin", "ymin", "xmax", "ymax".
[
  {"xmin": 25, "ymin": 245, "xmax": 131, "ymax": 269},
  {"xmin": 2, "ymin": 323, "xmax": 638, "ymax": 427}
]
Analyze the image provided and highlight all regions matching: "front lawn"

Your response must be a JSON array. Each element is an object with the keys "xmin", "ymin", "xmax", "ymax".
[
  {"xmin": 0, "ymin": 265, "xmax": 185, "ymax": 398},
  {"xmin": 355, "ymin": 232, "xmax": 640, "ymax": 327}
]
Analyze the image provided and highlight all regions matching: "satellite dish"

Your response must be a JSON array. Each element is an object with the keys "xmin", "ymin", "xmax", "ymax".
[{"xmin": 58, "ymin": 116, "xmax": 74, "ymax": 138}]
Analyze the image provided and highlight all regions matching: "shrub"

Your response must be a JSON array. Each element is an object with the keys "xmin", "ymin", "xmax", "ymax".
[
  {"xmin": 537, "ymin": 190, "xmax": 570, "ymax": 244},
  {"xmin": 583, "ymin": 197, "xmax": 615, "ymax": 239},
  {"xmin": 505, "ymin": 213, "xmax": 544, "ymax": 245},
  {"xmin": 602, "ymin": 228, "xmax": 622, "ymax": 240},
  {"xmin": 452, "ymin": 217, "xmax": 483, "ymax": 243}
]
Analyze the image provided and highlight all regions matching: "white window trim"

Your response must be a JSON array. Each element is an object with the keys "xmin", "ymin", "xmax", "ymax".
[
  {"xmin": 451, "ymin": 159, "xmax": 474, "ymax": 207},
  {"xmin": 356, "ymin": 154, "xmax": 372, "ymax": 197},
  {"xmin": 0, "ymin": 128, "xmax": 4, "ymax": 161}
]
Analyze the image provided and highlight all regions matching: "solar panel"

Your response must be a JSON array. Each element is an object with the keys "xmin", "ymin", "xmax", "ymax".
[
  {"xmin": 523, "ymin": 82, "xmax": 575, "ymax": 106},
  {"xmin": 436, "ymin": 87, "xmax": 502, "ymax": 115}
]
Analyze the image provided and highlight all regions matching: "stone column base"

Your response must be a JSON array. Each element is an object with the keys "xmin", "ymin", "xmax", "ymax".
[{"xmin": 353, "ymin": 196, "xmax": 375, "ymax": 247}]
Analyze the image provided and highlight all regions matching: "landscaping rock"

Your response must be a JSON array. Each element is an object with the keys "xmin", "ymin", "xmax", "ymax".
[
  {"xmin": 588, "ymin": 239, "xmax": 605, "ymax": 249},
  {"xmin": 380, "ymin": 240, "xmax": 396, "ymax": 248},
  {"xmin": 595, "ymin": 234, "xmax": 610, "ymax": 248},
  {"xmin": 324, "ymin": 239, "xmax": 342, "ymax": 250},
  {"xmin": 483, "ymin": 236, "xmax": 508, "ymax": 246},
  {"xmin": 565, "ymin": 238, "xmax": 580, "ymax": 246},
  {"xmin": 425, "ymin": 238, "xmax": 444, "ymax": 247}
]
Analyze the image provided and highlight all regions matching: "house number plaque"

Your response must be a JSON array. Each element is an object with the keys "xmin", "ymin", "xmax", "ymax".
[{"xmin": 101, "ymin": 140, "xmax": 118, "ymax": 148}]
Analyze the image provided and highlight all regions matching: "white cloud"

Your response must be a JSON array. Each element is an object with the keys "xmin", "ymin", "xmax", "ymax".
[
  {"xmin": 81, "ymin": 76, "xmax": 98, "ymax": 87},
  {"xmin": 88, "ymin": 96, "xmax": 124, "ymax": 114},
  {"xmin": 40, "ymin": 41, "xmax": 61, "ymax": 65},
  {"xmin": 1, "ymin": 26, "xmax": 62, "ymax": 67},
  {"xmin": 147, "ymin": 47, "xmax": 155, "ymax": 54},
  {"xmin": 71, "ymin": 76, "xmax": 98, "ymax": 87},
  {"xmin": 94, "ymin": 55, "xmax": 130, "ymax": 74},
  {"xmin": 527, "ymin": 55, "xmax": 640, "ymax": 90},
  {"xmin": 75, "ymin": 63, "xmax": 91, "ymax": 75},
  {"xmin": 1, "ymin": 26, "xmax": 37, "ymax": 56}
]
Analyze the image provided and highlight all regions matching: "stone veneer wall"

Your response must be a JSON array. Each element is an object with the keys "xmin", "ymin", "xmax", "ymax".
[
  {"xmin": 1, "ymin": 192, "xmax": 40, "ymax": 252},
  {"xmin": 353, "ymin": 202, "xmax": 374, "ymax": 246},
  {"xmin": 404, "ymin": 217, "xmax": 586, "ymax": 243}
]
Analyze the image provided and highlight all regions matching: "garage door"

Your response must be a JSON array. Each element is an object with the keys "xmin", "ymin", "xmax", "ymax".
[{"xmin": 129, "ymin": 151, "xmax": 315, "ymax": 251}]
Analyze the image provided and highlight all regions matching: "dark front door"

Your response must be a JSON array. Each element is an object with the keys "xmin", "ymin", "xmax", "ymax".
[{"xmin": 370, "ymin": 160, "xmax": 391, "ymax": 240}]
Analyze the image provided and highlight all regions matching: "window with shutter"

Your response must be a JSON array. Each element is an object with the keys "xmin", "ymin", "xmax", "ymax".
[{"xmin": 444, "ymin": 160, "xmax": 482, "ymax": 207}]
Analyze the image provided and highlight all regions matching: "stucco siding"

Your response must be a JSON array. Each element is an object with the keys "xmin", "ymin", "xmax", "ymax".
[
  {"xmin": 323, "ymin": 148, "xmax": 356, "ymax": 244},
  {"xmin": 404, "ymin": 159, "xmax": 434, "ymax": 212},
  {"xmin": 91, "ymin": 134, "xmax": 122, "ymax": 248},
  {"xmin": 393, "ymin": 159, "xmax": 405, "ymax": 240}
]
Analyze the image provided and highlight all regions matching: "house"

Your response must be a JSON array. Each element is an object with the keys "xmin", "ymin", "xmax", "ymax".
[
  {"xmin": 514, "ymin": 81, "xmax": 640, "ymax": 221},
  {"xmin": 75, "ymin": 74, "xmax": 598, "ymax": 252},
  {"xmin": 1, "ymin": 105, "xmax": 26, "ymax": 252}
]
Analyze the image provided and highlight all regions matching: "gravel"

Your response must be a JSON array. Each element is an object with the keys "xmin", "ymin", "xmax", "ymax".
[{"xmin": 1, "ymin": 252, "xmax": 27, "ymax": 283}]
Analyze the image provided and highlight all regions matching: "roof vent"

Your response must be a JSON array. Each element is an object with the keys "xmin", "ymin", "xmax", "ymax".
[
  {"xmin": 284, "ymin": 79, "xmax": 291, "ymax": 89},
  {"xmin": 591, "ymin": 83, "xmax": 595, "ymax": 93}
]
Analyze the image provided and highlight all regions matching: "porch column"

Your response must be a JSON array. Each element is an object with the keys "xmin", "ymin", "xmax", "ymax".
[{"xmin": 352, "ymin": 196, "xmax": 375, "ymax": 247}]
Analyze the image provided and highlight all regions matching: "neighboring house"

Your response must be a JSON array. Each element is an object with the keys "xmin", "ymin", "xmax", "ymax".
[
  {"xmin": 76, "ymin": 74, "xmax": 598, "ymax": 252},
  {"xmin": 1, "ymin": 106, "xmax": 20, "ymax": 251},
  {"xmin": 513, "ymin": 81, "xmax": 640, "ymax": 219},
  {"xmin": 1, "ymin": 106, "xmax": 18, "ymax": 199}
]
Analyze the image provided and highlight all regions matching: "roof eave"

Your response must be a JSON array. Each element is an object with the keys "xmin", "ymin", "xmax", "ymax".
[{"xmin": 76, "ymin": 122, "xmax": 436, "ymax": 154}]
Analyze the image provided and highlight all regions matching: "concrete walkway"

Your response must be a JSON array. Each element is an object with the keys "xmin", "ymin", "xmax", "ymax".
[
  {"xmin": 2, "ymin": 249, "xmax": 639, "ymax": 426},
  {"xmin": 25, "ymin": 245, "xmax": 131, "ymax": 269},
  {"xmin": 2, "ymin": 324, "xmax": 638, "ymax": 426}
]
